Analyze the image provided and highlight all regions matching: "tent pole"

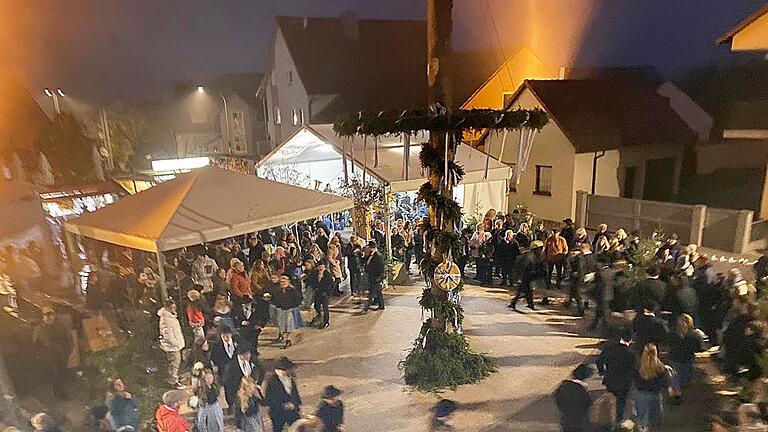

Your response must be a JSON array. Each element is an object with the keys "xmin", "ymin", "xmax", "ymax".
[
  {"xmin": 63, "ymin": 230, "xmax": 80, "ymax": 296},
  {"xmin": 384, "ymin": 184, "xmax": 393, "ymax": 264},
  {"xmin": 156, "ymin": 250, "xmax": 168, "ymax": 301}
]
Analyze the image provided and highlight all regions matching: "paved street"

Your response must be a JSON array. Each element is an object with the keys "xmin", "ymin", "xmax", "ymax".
[{"xmin": 256, "ymin": 280, "xmax": 600, "ymax": 431}]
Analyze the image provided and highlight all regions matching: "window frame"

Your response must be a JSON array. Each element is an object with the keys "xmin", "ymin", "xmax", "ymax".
[
  {"xmin": 274, "ymin": 107, "xmax": 282, "ymax": 125},
  {"xmin": 533, "ymin": 165, "xmax": 553, "ymax": 196}
]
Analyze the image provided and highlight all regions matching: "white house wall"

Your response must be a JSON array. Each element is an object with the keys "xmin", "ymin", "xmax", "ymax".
[
  {"xmin": 266, "ymin": 27, "xmax": 310, "ymax": 149},
  {"xmin": 484, "ymin": 87, "xmax": 577, "ymax": 222},
  {"xmin": 573, "ymin": 150, "xmax": 621, "ymax": 201}
]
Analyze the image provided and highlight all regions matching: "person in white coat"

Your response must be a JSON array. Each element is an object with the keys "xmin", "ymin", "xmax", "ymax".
[{"xmin": 158, "ymin": 299, "xmax": 186, "ymax": 389}]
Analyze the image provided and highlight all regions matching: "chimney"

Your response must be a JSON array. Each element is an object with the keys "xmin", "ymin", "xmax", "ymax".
[
  {"xmin": 558, "ymin": 66, "xmax": 567, "ymax": 80},
  {"xmin": 341, "ymin": 11, "xmax": 359, "ymax": 39}
]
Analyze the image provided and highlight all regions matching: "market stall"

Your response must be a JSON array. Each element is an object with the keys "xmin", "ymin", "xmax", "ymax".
[{"xmin": 65, "ymin": 166, "xmax": 353, "ymax": 298}]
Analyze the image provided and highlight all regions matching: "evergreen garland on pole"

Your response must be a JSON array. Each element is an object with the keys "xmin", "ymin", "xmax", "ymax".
[{"xmin": 334, "ymin": 107, "xmax": 548, "ymax": 391}]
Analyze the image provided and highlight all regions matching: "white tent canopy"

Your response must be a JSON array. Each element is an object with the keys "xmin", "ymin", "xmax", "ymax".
[
  {"xmin": 65, "ymin": 166, "xmax": 353, "ymax": 253},
  {"xmin": 256, "ymin": 124, "xmax": 511, "ymax": 193}
]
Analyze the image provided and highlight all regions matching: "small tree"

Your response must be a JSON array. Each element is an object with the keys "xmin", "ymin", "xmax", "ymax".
[{"xmin": 38, "ymin": 113, "xmax": 99, "ymax": 182}]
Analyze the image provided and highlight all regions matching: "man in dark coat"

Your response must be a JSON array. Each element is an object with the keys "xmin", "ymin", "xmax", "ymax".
[
  {"xmin": 508, "ymin": 240, "xmax": 543, "ymax": 310},
  {"xmin": 265, "ymin": 357, "xmax": 302, "ymax": 431},
  {"xmin": 364, "ymin": 241, "xmax": 386, "ymax": 312},
  {"xmin": 223, "ymin": 346, "xmax": 265, "ymax": 412},
  {"xmin": 232, "ymin": 297, "xmax": 263, "ymax": 354},
  {"xmin": 596, "ymin": 328, "xmax": 637, "ymax": 421},
  {"xmin": 553, "ymin": 364, "xmax": 593, "ymax": 432},
  {"xmin": 247, "ymin": 236, "xmax": 266, "ymax": 268},
  {"xmin": 569, "ymin": 243, "xmax": 598, "ymax": 316},
  {"xmin": 633, "ymin": 265, "xmax": 667, "ymax": 311},
  {"xmin": 210, "ymin": 326, "xmax": 238, "ymax": 380},
  {"xmin": 632, "ymin": 300, "xmax": 669, "ymax": 351},
  {"xmin": 561, "ymin": 218, "xmax": 576, "ymax": 249},
  {"xmin": 590, "ymin": 260, "xmax": 620, "ymax": 330},
  {"xmin": 307, "ymin": 261, "xmax": 334, "ymax": 328},
  {"xmin": 496, "ymin": 230, "xmax": 520, "ymax": 286}
]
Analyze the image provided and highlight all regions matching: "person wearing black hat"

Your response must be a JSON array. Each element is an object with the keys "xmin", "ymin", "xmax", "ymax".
[
  {"xmin": 508, "ymin": 240, "xmax": 544, "ymax": 310},
  {"xmin": 307, "ymin": 260, "xmax": 334, "ymax": 329},
  {"xmin": 553, "ymin": 364, "xmax": 594, "ymax": 432},
  {"xmin": 596, "ymin": 327, "xmax": 637, "ymax": 422},
  {"xmin": 431, "ymin": 399, "xmax": 457, "ymax": 431},
  {"xmin": 631, "ymin": 299, "xmax": 669, "ymax": 353},
  {"xmin": 316, "ymin": 385, "xmax": 345, "ymax": 432},
  {"xmin": 223, "ymin": 345, "xmax": 265, "ymax": 414},
  {"xmin": 233, "ymin": 296, "xmax": 261, "ymax": 352},
  {"xmin": 265, "ymin": 357, "xmax": 302, "ymax": 431},
  {"xmin": 210, "ymin": 326, "xmax": 238, "ymax": 380},
  {"xmin": 561, "ymin": 218, "xmax": 576, "ymax": 250},
  {"xmin": 363, "ymin": 241, "xmax": 386, "ymax": 312}
]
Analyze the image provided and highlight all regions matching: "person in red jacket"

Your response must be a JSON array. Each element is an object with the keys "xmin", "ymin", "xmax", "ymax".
[
  {"xmin": 155, "ymin": 390, "xmax": 191, "ymax": 432},
  {"xmin": 186, "ymin": 289, "xmax": 207, "ymax": 340},
  {"xmin": 228, "ymin": 259, "xmax": 252, "ymax": 303}
]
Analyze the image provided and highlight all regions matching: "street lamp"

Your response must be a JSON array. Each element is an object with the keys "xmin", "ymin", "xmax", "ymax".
[
  {"xmin": 196, "ymin": 86, "xmax": 231, "ymax": 154},
  {"xmin": 44, "ymin": 87, "xmax": 65, "ymax": 114}
]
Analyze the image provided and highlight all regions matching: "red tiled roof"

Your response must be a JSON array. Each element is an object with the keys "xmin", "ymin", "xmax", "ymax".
[{"xmin": 516, "ymin": 79, "xmax": 696, "ymax": 153}]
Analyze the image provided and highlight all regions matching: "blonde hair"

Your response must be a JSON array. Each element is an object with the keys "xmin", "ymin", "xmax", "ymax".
[
  {"xmin": 31, "ymin": 413, "xmax": 53, "ymax": 430},
  {"xmin": 614, "ymin": 228, "xmax": 627, "ymax": 241},
  {"xmin": 576, "ymin": 227, "xmax": 587, "ymax": 237},
  {"xmin": 676, "ymin": 313, "xmax": 694, "ymax": 337},
  {"xmin": 589, "ymin": 393, "xmax": 617, "ymax": 426},
  {"xmin": 288, "ymin": 417, "xmax": 323, "ymax": 432},
  {"xmin": 237, "ymin": 376, "xmax": 260, "ymax": 414},
  {"xmin": 638, "ymin": 344, "xmax": 666, "ymax": 380}
]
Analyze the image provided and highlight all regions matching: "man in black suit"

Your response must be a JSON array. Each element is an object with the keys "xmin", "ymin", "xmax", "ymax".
[
  {"xmin": 306, "ymin": 261, "xmax": 334, "ymax": 328},
  {"xmin": 596, "ymin": 327, "xmax": 638, "ymax": 422},
  {"xmin": 508, "ymin": 240, "xmax": 544, "ymax": 310},
  {"xmin": 265, "ymin": 357, "xmax": 302, "ymax": 431},
  {"xmin": 632, "ymin": 299, "xmax": 669, "ymax": 352},
  {"xmin": 223, "ymin": 346, "xmax": 265, "ymax": 413},
  {"xmin": 633, "ymin": 265, "xmax": 667, "ymax": 311},
  {"xmin": 247, "ymin": 236, "xmax": 265, "ymax": 267},
  {"xmin": 210, "ymin": 326, "xmax": 237, "ymax": 380},
  {"xmin": 233, "ymin": 297, "xmax": 263, "ymax": 354},
  {"xmin": 363, "ymin": 241, "xmax": 386, "ymax": 312}
]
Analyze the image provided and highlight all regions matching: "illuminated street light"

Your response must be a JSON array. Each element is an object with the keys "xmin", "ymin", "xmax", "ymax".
[
  {"xmin": 56, "ymin": 88, "xmax": 65, "ymax": 97},
  {"xmin": 195, "ymin": 86, "xmax": 232, "ymax": 154}
]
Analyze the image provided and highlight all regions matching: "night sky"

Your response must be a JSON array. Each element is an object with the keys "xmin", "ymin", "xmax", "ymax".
[{"xmin": 1, "ymin": 0, "xmax": 764, "ymax": 104}]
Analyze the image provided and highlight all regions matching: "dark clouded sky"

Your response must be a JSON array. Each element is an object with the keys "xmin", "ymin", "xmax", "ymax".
[{"xmin": 1, "ymin": 0, "xmax": 764, "ymax": 104}]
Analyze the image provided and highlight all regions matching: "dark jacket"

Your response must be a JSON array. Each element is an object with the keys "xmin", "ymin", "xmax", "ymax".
[
  {"xmin": 210, "ymin": 338, "xmax": 237, "ymax": 374},
  {"xmin": 561, "ymin": 225, "xmax": 576, "ymax": 248},
  {"xmin": 265, "ymin": 373, "xmax": 302, "ymax": 425},
  {"xmin": 248, "ymin": 242, "xmax": 266, "ymax": 267},
  {"xmin": 496, "ymin": 238, "xmax": 521, "ymax": 263},
  {"xmin": 595, "ymin": 266, "xmax": 616, "ymax": 307},
  {"xmin": 108, "ymin": 393, "xmax": 139, "ymax": 430},
  {"xmin": 596, "ymin": 341, "xmax": 637, "ymax": 395},
  {"xmin": 669, "ymin": 330, "xmax": 703, "ymax": 363},
  {"xmin": 316, "ymin": 236, "xmax": 330, "ymax": 254},
  {"xmin": 632, "ymin": 313, "xmax": 669, "ymax": 350},
  {"xmin": 307, "ymin": 269, "xmax": 335, "ymax": 299},
  {"xmin": 272, "ymin": 287, "xmax": 301, "ymax": 310},
  {"xmin": 553, "ymin": 379, "xmax": 592, "ymax": 430},
  {"xmin": 223, "ymin": 358, "xmax": 266, "ymax": 405},
  {"xmin": 317, "ymin": 400, "xmax": 344, "ymax": 432},
  {"xmin": 366, "ymin": 251, "xmax": 386, "ymax": 283},
  {"xmin": 634, "ymin": 369, "xmax": 670, "ymax": 393},
  {"xmin": 633, "ymin": 277, "xmax": 667, "ymax": 310}
]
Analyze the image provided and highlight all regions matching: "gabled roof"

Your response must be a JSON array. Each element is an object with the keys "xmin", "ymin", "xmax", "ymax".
[
  {"xmin": 276, "ymin": 16, "xmax": 427, "ymax": 117},
  {"xmin": 65, "ymin": 166, "xmax": 352, "ymax": 252},
  {"xmin": 717, "ymin": 2, "xmax": 768, "ymax": 44},
  {"xmin": 0, "ymin": 74, "xmax": 50, "ymax": 157},
  {"xmin": 509, "ymin": 79, "xmax": 696, "ymax": 153}
]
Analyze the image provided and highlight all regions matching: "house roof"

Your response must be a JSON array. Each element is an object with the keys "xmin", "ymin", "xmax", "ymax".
[
  {"xmin": 276, "ymin": 15, "xmax": 427, "ymax": 118},
  {"xmin": 723, "ymin": 99, "xmax": 768, "ymax": 129},
  {"xmin": 0, "ymin": 74, "xmax": 50, "ymax": 157},
  {"xmin": 717, "ymin": 2, "xmax": 768, "ymax": 44},
  {"xmin": 511, "ymin": 79, "xmax": 696, "ymax": 153}
]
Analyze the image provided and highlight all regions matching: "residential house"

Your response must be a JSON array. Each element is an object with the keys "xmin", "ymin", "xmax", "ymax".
[
  {"xmin": 480, "ymin": 79, "xmax": 697, "ymax": 222},
  {"xmin": 717, "ymin": 2, "xmax": 768, "ymax": 51},
  {"xmin": 140, "ymin": 74, "xmax": 266, "ymax": 164},
  {"xmin": 259, "ymin": 13, "xmax": 427, "ymax": 149}
]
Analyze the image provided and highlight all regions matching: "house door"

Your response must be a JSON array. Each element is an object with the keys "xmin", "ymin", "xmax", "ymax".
[{"xmin": 643, "ymin": 158, "xmax": 675, "ymax": 202}]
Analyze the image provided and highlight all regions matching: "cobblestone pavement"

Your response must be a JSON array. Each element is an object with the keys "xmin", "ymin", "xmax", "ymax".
[{"xmin": 253, "ymin": 280, "xmax": 600, "ymax": 432}]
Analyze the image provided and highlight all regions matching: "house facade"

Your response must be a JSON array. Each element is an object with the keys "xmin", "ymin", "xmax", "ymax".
[
  {"xmin": 259, "ymin": 13, "xmax": 427, "ymax": 149},
  {"xmin": 481, "ymin": 79, "xmax": 696, "ymax": 222}
]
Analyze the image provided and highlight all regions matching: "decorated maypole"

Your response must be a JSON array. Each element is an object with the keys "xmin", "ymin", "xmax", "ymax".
[{"xmin": 333, "ymin": 0, "xmax": 548, "ymax": 391}]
